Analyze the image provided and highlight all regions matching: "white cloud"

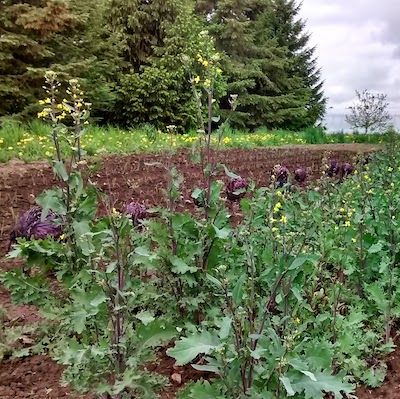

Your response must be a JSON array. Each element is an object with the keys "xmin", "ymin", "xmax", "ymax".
[{"xmin": 301, "ymin": 0, "xmax": 400, "ymax": 115}]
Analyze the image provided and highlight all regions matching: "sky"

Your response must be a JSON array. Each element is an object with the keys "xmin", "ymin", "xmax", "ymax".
[{"xmin": 300, "ymin": 0, "xmax": 400, "ymax": 116}]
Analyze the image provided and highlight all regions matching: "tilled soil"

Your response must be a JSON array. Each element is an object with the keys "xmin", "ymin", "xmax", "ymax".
[
  {"xmin": 0, "ymin": 144, "xmax": 388, "ymax": 399},
  {"xmin": 0, "ymin": 144, "xmax": 379, "ymax": 255}
]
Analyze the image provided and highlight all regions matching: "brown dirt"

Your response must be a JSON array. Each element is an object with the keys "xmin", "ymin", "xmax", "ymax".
[
  {"xmin": 0, "ymin": 144, "xmax": 379, "ymax": 256},
  {"xmin": 0, "ymin": 144, "xmax": 383, "ymax": 399},
  {"xmin": 356, "ymin": 346, "xmax": 400, "ymax": 399}
]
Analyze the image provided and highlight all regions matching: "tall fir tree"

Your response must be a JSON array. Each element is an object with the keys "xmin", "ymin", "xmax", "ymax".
[
  {"xmin": 266, "ymin": 0, "xmax": 326, "ymax": 127},
  {"xmin": 195, "ymin": 0, "xmax": 311, "ymax": 130},
  {"xmin": 0, "ymin": 0, "xmax": 77, "ymax": 117},
  {"xmin": 0, "ymin": 0, "xmax": 120, "ymax": 121}
]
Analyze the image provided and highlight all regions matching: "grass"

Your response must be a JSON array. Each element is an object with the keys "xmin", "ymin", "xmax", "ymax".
[{"xmin": 0, "ymin": 120, "xmax": 389, "ymax": 163}]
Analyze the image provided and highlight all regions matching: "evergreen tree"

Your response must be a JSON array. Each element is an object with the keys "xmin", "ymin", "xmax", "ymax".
[
  {"xmin": 267, "ymin": 0, "xmax": 326, "ymax": 127},
  {"xmin": 109, "ymin": 0, "xmax": 212, "ymax": 131},
  {"xmin": 195, "ymin": 0, "xmax": 311, "ymax": 130},
  {"xmin": 0, "ymin": 0, "xmax": 77, "ymax": 117}
]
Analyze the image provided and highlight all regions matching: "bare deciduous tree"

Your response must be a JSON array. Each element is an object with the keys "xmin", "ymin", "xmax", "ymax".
[{"xmin": 346, "ymin": 90, "xmax": 392, "ymax": 134}]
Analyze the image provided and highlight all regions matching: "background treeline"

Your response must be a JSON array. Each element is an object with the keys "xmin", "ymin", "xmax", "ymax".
[{"xmin": 0, "ymin": 0, "xmax": 326, "ymax": 131}]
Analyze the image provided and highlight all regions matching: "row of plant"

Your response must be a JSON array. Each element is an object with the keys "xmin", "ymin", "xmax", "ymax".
[
  {"xmin": 0, "ymin": 120, "xmax": 388, "ymax": 164},
  {"xmin": 2, "ymin": 71, "xmax": 399, "ymax": 399}
]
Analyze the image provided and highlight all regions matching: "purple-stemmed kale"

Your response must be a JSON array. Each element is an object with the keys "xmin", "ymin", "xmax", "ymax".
[
  {"xmin": 226, "ymin": 178, "xmax": 248, "ymax": 202},
  {"xmin": 341, "ymin": 162, "xmax": 354, "ymax": 178},
  {"xmin": 327, "ymin": 160, "xmax": 340, "ymax": 177},
  {"xmin": 273, "ymin": 165, "xmax": 289, "ymax": 188},
  {"xmin": 9, "ymin": 206, "xmax": 63, "ymax": 249},
  {"xmin": 125, "ymin": 202, "xmax": 148, "ymax": 226},
  {"xmin": 294, "ymin": 167, "xmax": 307, "ymax": 183}
]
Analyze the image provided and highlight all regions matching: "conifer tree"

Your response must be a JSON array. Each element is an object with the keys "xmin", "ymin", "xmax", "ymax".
[
  {"xmin": 267, "ymin": 0, "xmax": 326, "ymax": 127},
  {"xmin": 195, "ymin": 0, "xmax": 310, "ymax": 130},
  {"xmin": 0, "ymin": 0, "xmax": 77, "ymax": 117}
]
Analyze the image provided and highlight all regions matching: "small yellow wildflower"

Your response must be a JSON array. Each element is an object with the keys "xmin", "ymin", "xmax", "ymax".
[
  {"xmin": 204, "ymin": 78, "xmax": 211, "ymax": 88},
  {"xmin": 344, "ymin": 220, "xmax": 351, "ymax": 227},
  {"xmin": 57, "ymin": 104, "xmax": 63, "ymax": 110},
  {"xmin": 7, "ymin": 146, "xmax": 13, "ymax": 150},
  {"xmin": 271, "ymin": 227, "xmax": 278, "ymax": 233},
  {"xmin": 295, "ymin": 317, "xmax": 301, "ymax": 324},
  {"xmin": 193, "ymin": 75, "xmax": 201, "ymax": 84},
  {"xmin": 202, "ymin": 60, "xmax": 209, "ymax": 67},
  {"xmin": 352, "ymin": 238, "xmax": 357, "ymax": 243},
  {"xmin": 44, "ymin": 98, "xmax": 51, "ymax": 104},
  {"xmin": 280, "ymin": 215, "xmax": 288, "ymax": 224},
  {"xmin": 339, "ymin": 207, "xmax": 345, "ymax": 213},
  {"xmin": 273, "ymin": 202, "xmax": 282, "ymax": 213},
  {"xmin": 388, "ymin": 167, "xmax": 393, "ymax": 172}
]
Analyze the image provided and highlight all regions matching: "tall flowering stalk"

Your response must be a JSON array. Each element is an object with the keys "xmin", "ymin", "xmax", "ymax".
[{"xmin": 38, "ymin": 71, "xmax": 63, "ymax": 162}]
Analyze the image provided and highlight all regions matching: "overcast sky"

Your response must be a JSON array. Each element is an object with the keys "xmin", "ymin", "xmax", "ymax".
[{"xmin": 300, "ymin": 0, "xmax": 400, "ymax": 115}]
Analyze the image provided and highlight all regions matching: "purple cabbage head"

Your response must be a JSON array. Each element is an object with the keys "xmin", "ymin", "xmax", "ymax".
[
  {"xmin": 226, "ymin": 178, "xmax": 248, "ymax": 202},
  {"xmin": 9, "ymin": 206, "xmax": 63, "ymax": 248},
  {"xmin": 125, "ymin": 202, "xmax": 148, "ymax": 226},
  {"xmin": 273, "ymin": 165, "xmax": 289, "ymax": 187},
  {"xmin": 294, "ymin": 167, "xmax": 307, "ymax": 183},
  {"xmin": 327, "ymin": 160, "xmax": 340, "ymax": 177},
  {"xmin": 341, "ymin": 162, "xmax": 354, "ymax": 177}
]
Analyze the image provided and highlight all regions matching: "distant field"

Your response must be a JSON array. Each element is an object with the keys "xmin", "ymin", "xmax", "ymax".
[{"xmin": 0, "ymin": 120, "xmax": 389, "ymax": 163}]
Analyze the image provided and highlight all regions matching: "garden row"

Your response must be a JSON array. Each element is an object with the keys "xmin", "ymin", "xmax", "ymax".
[{"xmin": 0, "ymin": 144, "xmax": 376, "ymax": 256}]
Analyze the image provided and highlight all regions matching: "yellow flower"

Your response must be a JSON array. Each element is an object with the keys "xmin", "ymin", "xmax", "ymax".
[
  {"xmin": 204, "ymin": 78, "xmax": 211, "ymax": 88},
  {"xmin": 271, "ymin": 227, "xmax": 278, "ymax": 233},
  {"xmin": 295, "ymin": 317, "xmax": 301, "ymax": 324},
  {"xmin": 7, "ymin": 146, "xmax": 13, "ymax": 150},
  {"xmin": 202, "ymin": 60, "xmax": 209, "ymax": 67},
  {"xmin": 388, "ymin": 167, "xmax": 393, "ymax": 172},
  {"xmin": 344, "ymin": 220, "xmax": 351, "ymax": 227},
  {"xmin": 352, "ymin": 238, "xmax": 357, "ymax": 243},
  {"xmin": 280, "ymin": 215, "xmax": 288, "ymax": 224},
  {"xmin": 339, "ymin": 207, "xmax": 345, "ymax": 213},
  {"xmin": 273, "ymin": 202, "xmax": 282, "ymax": 213},
  {"xmin": 193, "ymin": 75, "xmax": 201, "ymax": 84},
  {"xmin": 44, "ymin": 98, "xmax": 51, "ymax": 104},
  {"xmin": 38, "ymin": 100, "xmax": 45, "ymax": 105},
  {"xmin": 57, "ymin": 104, "xmax": 63, "ymax": 110}
]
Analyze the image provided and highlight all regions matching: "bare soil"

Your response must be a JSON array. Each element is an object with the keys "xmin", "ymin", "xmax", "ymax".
[{"xmin": 1, "ymin": 144, "xmax": 390, "ymax": 399}]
